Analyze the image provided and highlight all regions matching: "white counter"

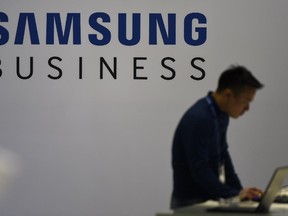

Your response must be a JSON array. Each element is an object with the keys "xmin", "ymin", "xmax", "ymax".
[{"xmin": 156, "ymin": 201, "xmax": 288, "ymax": 216}]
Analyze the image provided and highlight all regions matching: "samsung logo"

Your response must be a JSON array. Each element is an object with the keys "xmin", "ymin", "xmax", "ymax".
[{"xmin": 0, "ymin": 12, "xmax": 207, "ymax": 46}]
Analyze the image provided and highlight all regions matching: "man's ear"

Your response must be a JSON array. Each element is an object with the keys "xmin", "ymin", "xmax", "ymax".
[{"xmin": 223, "ymin": 88, "xmax": 233, "ymax": 100}]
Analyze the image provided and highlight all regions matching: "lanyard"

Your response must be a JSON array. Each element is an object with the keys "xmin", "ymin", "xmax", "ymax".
[{"xmin": 205, "ymin": 95, "xmax": 221, "ymax": 154}]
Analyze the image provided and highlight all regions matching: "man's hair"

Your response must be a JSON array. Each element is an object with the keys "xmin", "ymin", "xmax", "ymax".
[{"xmin": 216, "ymin": 65, "xmax": 264, "ymax": 95}]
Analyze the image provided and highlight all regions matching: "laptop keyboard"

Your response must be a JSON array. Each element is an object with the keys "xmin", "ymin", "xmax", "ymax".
[{"xmin": 274, "ymin": 195, "xmax": 288, "ymax": 203}]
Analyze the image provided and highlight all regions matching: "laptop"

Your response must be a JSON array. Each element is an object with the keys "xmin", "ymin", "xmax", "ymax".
[{"xmin": 207, "ymin": 166, "xmax": 288, "ymax": 213}]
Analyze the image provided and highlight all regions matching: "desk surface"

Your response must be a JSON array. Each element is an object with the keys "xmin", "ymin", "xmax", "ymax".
[{"xmin": 156, "ymin": 201, "xmax": 288, "ymax": 216}]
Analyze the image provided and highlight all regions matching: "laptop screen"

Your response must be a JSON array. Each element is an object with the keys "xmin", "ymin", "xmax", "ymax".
[{"xmin": 257, "ymin": 166, "xmax": 288, "ymax": 213}]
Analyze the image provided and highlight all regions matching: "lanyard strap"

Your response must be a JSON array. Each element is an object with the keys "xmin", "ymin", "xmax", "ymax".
[
  {"xmin": 205, "ymin": 96, "xmax": 217, "ymax": 118},
  {"xmin": 205, "ymin": 95, "xmax": 221, "ymax": 157}
]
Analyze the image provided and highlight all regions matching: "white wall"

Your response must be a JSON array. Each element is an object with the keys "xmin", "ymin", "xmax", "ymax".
[{"xmin": 0, "ymin": 1, "xmax": 288, "ymax": 216}]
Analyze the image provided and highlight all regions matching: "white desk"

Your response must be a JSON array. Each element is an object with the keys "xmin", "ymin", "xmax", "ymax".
[{"xmin": 156, "ymin": 201, "xmax": 288, "ymax": 216}]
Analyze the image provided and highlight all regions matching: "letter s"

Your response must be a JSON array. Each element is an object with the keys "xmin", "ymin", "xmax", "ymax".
[
  {"xmin": 0, "ymin": 12, "xmax": 9, "ymax": 45},
  {"xmin": 48, "ymin": 56, "xmax": 62, "ymax": 79},
  {"xmin": 88, "ymin": 12, "xmax": 111, "ymax": 46},
  {"xmin": 191, "ymin": 57, "xmax": 205, "ymax": 80}
]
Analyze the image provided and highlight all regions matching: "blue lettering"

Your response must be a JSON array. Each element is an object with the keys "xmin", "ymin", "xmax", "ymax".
[
  {"xmin": 184, "ymin": 13, "xmax": 207, "ymax": 46},
  {"xmin": 46, "ymin": 13, "xmax": 81, "ymax": 45},
  {"xmin": 1, "ymin": 11, "xmax": 208, "ymax": 46},
  {"xmin": 89, "ymin": 12, "xmax": 111, "ymax": 46},
  {"xmin": 149, "ymin": 13, "xmax": 176, "ymax": 45},
  {"xmin": 0, "ymin": 59, "xmax": 2, "ymax": 77},
  {"xmin": 0, "ymin": 12, "xmax": 9, "ymax": 45},
  {"xmin": 118, "ymin": 13, "xmax": 140, "ymax": 46},
  {"xmin": 15, "ymin": 13, "xmax": 39, "ymax": 45}
]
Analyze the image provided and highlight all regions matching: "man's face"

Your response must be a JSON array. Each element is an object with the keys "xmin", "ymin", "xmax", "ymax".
[{"xmin": 225, "ymin": 87, "xmax": 256, "ymax": 118}]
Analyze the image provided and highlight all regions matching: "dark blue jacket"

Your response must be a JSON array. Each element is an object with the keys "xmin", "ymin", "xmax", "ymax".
[{"xmin": 171, "ymin": 92, "xmax": 243, "ymax": 204}]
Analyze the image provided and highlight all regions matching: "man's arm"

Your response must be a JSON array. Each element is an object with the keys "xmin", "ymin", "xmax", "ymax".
[
  {"xmin": 223, "ymin": 148, "xmax": 243, "ymax": 191},
  {"xmin": 182, "ymin": 115, "xmax": 240, "ymax": 199}
]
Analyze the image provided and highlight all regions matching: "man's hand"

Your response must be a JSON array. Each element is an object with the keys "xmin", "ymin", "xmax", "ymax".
[{"xmin": 239, "ymin": 187, "xmax": 263, "ymax": 201}]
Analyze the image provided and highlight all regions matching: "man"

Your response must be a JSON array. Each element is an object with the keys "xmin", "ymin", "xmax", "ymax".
[{"xmin": 171, "ymin": 65, "xmax": 264, "ymax": 209}]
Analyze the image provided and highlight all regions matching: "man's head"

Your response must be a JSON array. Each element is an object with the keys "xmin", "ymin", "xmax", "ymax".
[{"xmin": 214, "ymin": 65, "xmax": 264, "ymax": 118}]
